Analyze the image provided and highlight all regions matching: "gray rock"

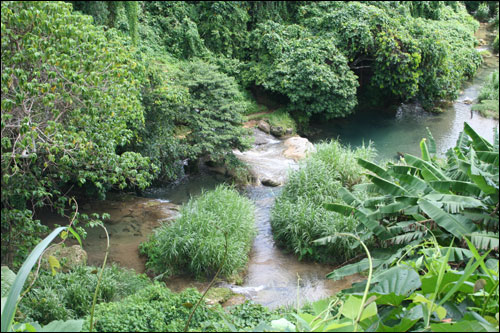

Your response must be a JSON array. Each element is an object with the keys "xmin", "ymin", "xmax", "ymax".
[
  {"xmin": 270, "ymin": 126, "xmax": 285, "ymax": 137},
  {"xmin": 285, "ymin": 128, "xmax": 294, "ymax": 136},
  {"xmin": 261, "ymin": 178, "xmax": 281, "ymax": 187},
  {"xmin": 257, "ymin": 120, "xmax": 271, "ymax": 134}
]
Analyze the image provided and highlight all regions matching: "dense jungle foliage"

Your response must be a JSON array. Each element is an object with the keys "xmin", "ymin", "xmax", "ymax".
[
  {"xmin": 1, "ymin": 1, "xmax": 499, "ymax": 332},
  {"xmin": 1, "ymin": 0, "xmax": 496, "ymax": 267}
]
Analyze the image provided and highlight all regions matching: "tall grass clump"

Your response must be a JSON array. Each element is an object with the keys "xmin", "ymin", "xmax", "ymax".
[
  {"xmin": 140, "ymin": 185, "xmax": 256, "ymax": 278},
  {"xmin": 472, "ymin": 70, "xmax": 499, "ymax": 119},
  {"xmin": 271, "ymin": 140, "xmax": 376, "ymax": 263}
]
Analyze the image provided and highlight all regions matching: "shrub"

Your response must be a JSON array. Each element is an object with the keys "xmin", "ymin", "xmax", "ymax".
[
  {"xmin": 475, "ymin": 3, "xmax": 490, "ymax": 22},
  {"xmin": 85, "ymin": 284, "xmax": 223, "ymax": 332},
  {"xmin": 18, "ymin": 265, "xmax": 150, "ymax": 325},
  {"xmin": 228, "ymin": 301, "xmax": 280, "ymax": 329},
  {"xmin": 140, "ymin": 185, "xmax": 256, "ymax": 278},
  {"xmin": 246, "ymin": 21, "xmax": 359, "ymax": 121},
  {"xmin": 271, "ymin": 141, "xmax": 376, "ymax": 263},
  {"xmin": 472, "ymin": 70, "xmax": 499, "ymax": 119},
  {"xmin": 493, "ymin": 34, "xmax": 499, "ymax": 53}
]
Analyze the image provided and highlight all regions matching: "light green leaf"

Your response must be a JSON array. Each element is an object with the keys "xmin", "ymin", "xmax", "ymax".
[{"xmin": 417, "ymin": 199, "xmax": 477, "ymax": 238}]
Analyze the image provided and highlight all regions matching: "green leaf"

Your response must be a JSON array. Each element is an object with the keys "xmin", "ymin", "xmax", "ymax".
[
  {"xmin": 39, "ymin": 319, "xmax": 84, "ymax": 332},
  {"xmin": 367, "ymin": 174, "xmax": 407, "ymax": 196},
  {"xmin": 48, "ymin": 255, "xmax": 61, "ymax": 276},
  {"xmin": 464, "ymin": 122, "xmax": 492, "ymax": 152},
  {"xmin": 377, "ymin": 318, "xmax": 419, "ymax": 332},
  {"xmin": 426, "ymin": 127, "xmax": 437, "ymax": 156},
  {"xmin": 405, "ymin": 154, "xmax": 448, "ymax": 181},
  {"xmin": 357, "ymin": 158, "xmax": 392, "ymax": 180},
  {"xmin": 420, "ymin": 138, "xmax": 430, "ymax": 161},
  {"xmin": 437, "ymin": 249, "xmax": 491, "ymax": 307},
  {"xmin": 411, "ymin": 294, "xmax": 447, "ymax": 320},
  {"xmin": 1, "ymin": 267, "xmax": 16, "ymax": 297},
  {"xmin": 67, "ymin": 227, "xmax": 82, "ymax": 247},
  {"xmin": 431, "ymin": 320, "xmax": 488, "ymax": 332},
  {"xmin": 369, "ymin": 266, "xmax": 421, "ymax": 306},
  {"xmin": 417, "ymin": 199, "xmax": 477, "ymax": 238},
  {"xmin": 1, "ymin": 227, "xmax": 67, "ymax": 332},
  {"xmin": 469, "ymin": 232, "xmax": 499, "ymax": 251},
  {"xmin": 341, "ymin": 295, "xmax": 363, "ymax": 320},
  {"xmin": 429, "ymin": 181, "xmax": 482, "ymax": 196}
]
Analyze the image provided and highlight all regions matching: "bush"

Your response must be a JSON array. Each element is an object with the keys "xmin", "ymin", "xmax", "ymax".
[
  {"xmin": 472, "ymin": 70, "xmax": 499, "ymax": 119},
  {"xmin": 475, "ymin": 3, "xmax": 490, "ymax": 22},
  {"xmin": 86, "ymin": 284, "xmax": 224, "ymax": 332},
  {"xmin": 140, "ymin": 185, "xmax": 256, "ymax": 278},
  {"xmin": 246, "ymin": 21, "xmax": 359, "ymax": 121},
  {"xmin": 1, "ymin": 1, "xmax": 154, "ymax": 266},
  {"xmin": 136, "ymin": 57, "xmax": 253, "ymax": 183},
  {"xmin": 493, "ymin": 34, "xmax": 499, "ymax": 53},
  {"xmin": 271, "ymin": 141, "xmax": 376, "ymax": 263},
  {"xmin": 18, "ymin": 265, "xmax": 150, "ymax": 325}
]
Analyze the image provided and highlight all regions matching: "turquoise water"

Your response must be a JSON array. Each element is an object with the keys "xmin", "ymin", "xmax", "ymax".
[{"xmin": 309, "ymin": 62, "xmax": 499, "ymax": 161}]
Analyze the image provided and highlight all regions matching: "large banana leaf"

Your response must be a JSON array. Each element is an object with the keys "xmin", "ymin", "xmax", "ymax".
[
  {"xmin": 458, "ymin": 159, "xmax": 497, "ymax": 195},
  {"xmin": 468, "ymin": 232, "xmax": 499, "ymax": 251},
  {"xmin": 397, "ymin": 174, "xmax": 431, "ymax": 194},
  {"xmin": 324, "ymin": 203, "xmax": 392, "ymax": 239},
  {"xmin": 429, "ymin": 180, "xmax": 482, "ymax": 197},
  {"xmin": 423, "ymin": 193, "xmax": 486, "ymax": 213},
  {"xmin": 426, "ymin": 127, "xmax": 437, "ymax": 156},
  {"xmin": 405, "ymin": 154, "xmax": 449, "ymax": 181},
  {"xmin": 357, "ymin": 158, "xmax": 392, "ymax": 180},
  {"xmin": 338, "ymin": 187, "xmax": 362, "ymax": 206},
  {"xmin": 420, "ymin": 138, "xmax": 431, "ymax": 161},
  {"xmin": 417, "ymin": 199, "xmax": 477, "ymax": 238},
  {"xmin": 464, "ymin": 122, "xmax": 492, "ymax": 151},
  {"xmin": 367, "ymin": 174, "xmax": 407, "ymax": 196},
  {"xmin": 475, "ymin": 151, "xmax": 499, "ymax": 165},
  {"xmin": 390, "ymin": 165, "xmax": 420, "ymax": 176},
  {"xmin": 362, "ymin": 196, "xmax": 395, "ymax": 208}
]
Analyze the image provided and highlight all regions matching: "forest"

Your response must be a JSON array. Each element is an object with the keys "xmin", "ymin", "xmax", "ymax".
[{"xmin": 1, "ymin": 1, "xmax": 499, "ymax": 332}]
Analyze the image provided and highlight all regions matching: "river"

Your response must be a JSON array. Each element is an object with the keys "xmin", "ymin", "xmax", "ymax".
[{"xmin": 53, "ymin": 34, "xmax": 498, "ymax": 309}]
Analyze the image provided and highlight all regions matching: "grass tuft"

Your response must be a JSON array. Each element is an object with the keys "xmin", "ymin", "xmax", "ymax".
[
  {"xmin": 140, "ymin": 185, "xmax": 256, "ymax": 278},
  {"xmin": 271, "ymin": 140, "xmax": 376, "ymax": 263}
]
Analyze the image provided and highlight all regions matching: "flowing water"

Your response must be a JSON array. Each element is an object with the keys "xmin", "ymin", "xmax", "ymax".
[{"xmin": 51, "ymin": 35, "xmax": 498, "ymax": 309}]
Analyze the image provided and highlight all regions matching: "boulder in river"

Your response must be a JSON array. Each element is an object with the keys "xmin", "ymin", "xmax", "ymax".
[
  {"xmin": 42, "ymin": 244, "xmax": 87, "ymax": 272},
  {"xmin": 270, "ymin": 125, "xmax": 285, "ymax": 137},
  {"xmin": 233, "ymin": 129, "xmax": 314, "ymax": 186},
  {"xmin": 257, "ymin": 120, "xmax": 271, "ymax": 134},
  {"xmin": 283, "ymin": 136, "xmax": 316, "ymax": 161}
]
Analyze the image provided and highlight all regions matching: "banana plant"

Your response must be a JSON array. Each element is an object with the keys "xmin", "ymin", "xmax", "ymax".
[{"xmin": 325, "ymin": 123, "xmax": 498, "ymax": 252}]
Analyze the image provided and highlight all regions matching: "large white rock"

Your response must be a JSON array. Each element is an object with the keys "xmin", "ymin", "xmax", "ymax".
[
  {"xmin": 234, "ymin": 129, "xmax": 314, "ymax": 186},
  {"xmin": 283, "ymin": 136, "xmax": 316, "ymax": 161}
]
